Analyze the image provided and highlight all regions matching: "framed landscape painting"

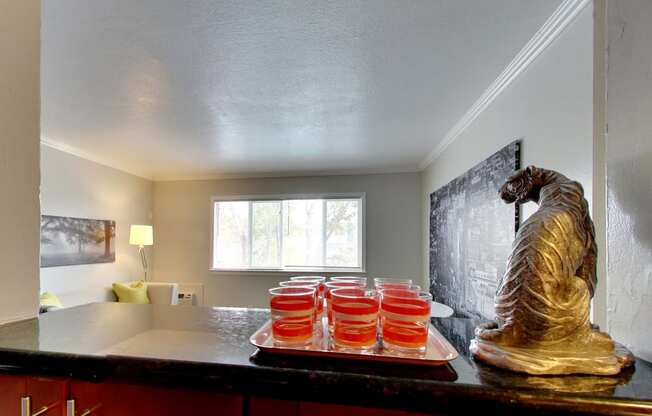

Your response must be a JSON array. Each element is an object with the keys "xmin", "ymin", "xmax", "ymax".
[{"xmin": 40, "ymin": 215, "xmax": 116, "ymax": 267}]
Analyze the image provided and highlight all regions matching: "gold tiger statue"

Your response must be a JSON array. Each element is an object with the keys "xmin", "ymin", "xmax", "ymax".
[{"xmin": 470, "ymin": 166, "xmax": 633, "ymax": 375}]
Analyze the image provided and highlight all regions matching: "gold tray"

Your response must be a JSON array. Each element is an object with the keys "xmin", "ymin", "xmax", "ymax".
[{"xmin": 250, "ymin": 318, "xmax": 458, "ymax": 366}]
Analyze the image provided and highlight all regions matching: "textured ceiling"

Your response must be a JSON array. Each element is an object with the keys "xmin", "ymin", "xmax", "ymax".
[{"xmin": 42, "ymin": 0, "xmax": 561, "ymax": 180}]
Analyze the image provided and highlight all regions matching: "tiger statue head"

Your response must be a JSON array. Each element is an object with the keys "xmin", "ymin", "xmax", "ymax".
[{"xmin": 499, "ymin": 165, "xmax": 546, "ymax": 204}]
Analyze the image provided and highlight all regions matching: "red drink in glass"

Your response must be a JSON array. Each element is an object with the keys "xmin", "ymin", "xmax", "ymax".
[
  {"xmin": 331, "ymin": 288, "xmax": 379, "ymax": 350},
  {"xmin": 269, "ymin": 286, "xmax": 316, "ymax": 346},
  {"xmin": 380, "ymin": 289, "xmax": 432, "ymax": 353},
  {"xmin": 289, "ymin": 276, "xmax": 326, "ymax": 316},
  {"xmin": 279, "ymin": 280, "xmax": 321, "ymax": 325},
  {"xmin": 325, "ymin": 281, "xmax": 366, "ymax": 333}
]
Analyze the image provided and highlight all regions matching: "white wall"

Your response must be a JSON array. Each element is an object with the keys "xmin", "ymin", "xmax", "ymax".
[
  {"xmin": 605, "ymin": 0, "xmax": 652, "ymax": 362},
  {"xmin": 40, "ymin": 145, "xmax": 153, "ymax": 307},
  {"xmin": 0, "ymin": 1, "xmax": 41, "ymax": 323},
  {"xmin": 421, "ymin": 7, "xmax": 596, "ymax": 311},
  {"xmin": 152, "ymin": 173, "xmax": 422, "ymax": 307}
]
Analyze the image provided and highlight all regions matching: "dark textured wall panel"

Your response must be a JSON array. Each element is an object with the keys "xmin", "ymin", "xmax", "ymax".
[{"xmin": 429, "ymin": 141, "xmax": 519, "ymax": 320}]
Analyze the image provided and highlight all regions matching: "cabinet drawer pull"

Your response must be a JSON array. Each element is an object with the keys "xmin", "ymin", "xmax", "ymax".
[
  {"xmin": 20, "ymin": 397, "xmax": 29, "ymax": 416},
  {"xmin": 31, "ymin": 406, "xmax": 50, "ymax": 416},
  {"xmin": 21, "ymin": 397, "xmax": 54, "ymax": 416},
  {"xmin": 67, "ymin": 399, "xmax": 97, "ymax": 416}
]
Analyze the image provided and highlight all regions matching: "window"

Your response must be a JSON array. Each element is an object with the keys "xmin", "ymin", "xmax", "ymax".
[{"xmin": 211, "ymin": 194, "xmax": 364, "ymax": 272}]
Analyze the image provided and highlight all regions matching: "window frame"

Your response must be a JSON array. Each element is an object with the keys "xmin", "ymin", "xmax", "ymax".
[{"xmin": 209, "ymin": 192, "xmax": 366, "ymax": 274}]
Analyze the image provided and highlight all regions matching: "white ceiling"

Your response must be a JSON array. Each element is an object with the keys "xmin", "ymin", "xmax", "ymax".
[{"xmin": 42, "ymin": 0, "xmax": 562, "ymax": 180}]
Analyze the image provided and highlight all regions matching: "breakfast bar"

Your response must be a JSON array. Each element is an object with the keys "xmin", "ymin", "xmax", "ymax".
[{"xmin": 0, "ymin": 303, "xmax": 649, "ymax": 416}]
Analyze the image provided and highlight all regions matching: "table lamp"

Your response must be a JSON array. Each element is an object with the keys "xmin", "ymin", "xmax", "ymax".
[{"xmin": 129, "ymin": 225, "xmax": 153, "ymax": 281}]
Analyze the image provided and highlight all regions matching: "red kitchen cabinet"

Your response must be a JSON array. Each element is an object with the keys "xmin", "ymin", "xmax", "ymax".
[
  {"xmin": 248, "ymin": 397, "xmax": 427, "ymax": 416},
  {"xmin": 298, "ymin": 402, "xmax": 406, "ymax": 416},
  {"xmin": 0, "ymin": 374, "xmax": 26, "ymax": 415},
  {"xmin": 101, "ymin": 382, "xmax": 242, "ymax": 416},
  {"xmin": 249, "ymin": 397, "xmax": 300, "ymax": 416},
  {"xmin": 2, "ymin": 376, "xmax": 431, "ymax": 416},
  {"xmin": 0, "ymin": 375, "xmax": 68, "ymax": 416},
  {"xmin": 25, "ymin": 376, "xmax": 68, "ymax": 416},
  {"xmin": 0, "ymin": 375, "xmax": 241, "ymax": 416},
  {"xmin": 69, "ymin": 380, "xmax": 105, "ymax": 416}
]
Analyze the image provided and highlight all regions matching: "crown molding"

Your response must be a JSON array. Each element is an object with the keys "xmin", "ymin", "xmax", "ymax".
[
  {"xmin": 418, "ymin": 0, "xmax": 591, "ymax": 170},
  {"xmin": 40, "ymin": 137, "xmax": 153, "ymax": 180}
]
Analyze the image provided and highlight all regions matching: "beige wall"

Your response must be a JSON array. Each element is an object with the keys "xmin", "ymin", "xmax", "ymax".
[
  {"xmin": 605, "ymin": 0, "xmax": 652, "ymax": 362},
  {"xmin": 40, "ymin": 145, "xmax": 154, "ymax": 307},
  {"xmin": 152, "ymin": 173, "xmax": 422, "ymax": 307},
  {"xmin": 0, "ymin": 1, "xmax": 41, "ymax": 323},
  {"xmin": 421, "ymin": 7, "xmax": 597, "ymax": 317}
]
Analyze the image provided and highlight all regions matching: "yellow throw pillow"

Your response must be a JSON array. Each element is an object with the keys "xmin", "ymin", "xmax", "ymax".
[
  {"xmin": 40, "ymin": 292, "xmax": 63, "ymax": 308},
  {"xmin": 112, "ymin": 281, "xmax": 150, "ymax": 304}
]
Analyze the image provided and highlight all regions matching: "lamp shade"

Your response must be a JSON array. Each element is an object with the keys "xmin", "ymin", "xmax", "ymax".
[{"xmin": 129, "ymin": 225, "xmax": 153, "ymax": 246}]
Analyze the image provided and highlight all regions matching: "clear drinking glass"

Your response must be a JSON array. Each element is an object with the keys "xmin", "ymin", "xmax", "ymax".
[
  {"xmin": 329, "ymin": 276, "xmax": 367, "ymax": 287},
  {"xmin": 379, "ymin": 289, "xmax": 432, "ymax": 353},
  {"xmin": 373, "ymin": 278, "xmax": 414, "ymax": 290},
  {"xmin": 330, "ymin": 288, "xmax": 379, "ymax": 351},
  {"xmin": 290, "ymin": 275, "xmax": 327, "ymax": 285},
  {"xmin": 269, "ymin": 286, "xmax": 316, "ymax": 347},
  {"xmin": 384, "ymin": 283, "xmax": 421, "ymax": 292},
  {"xmin": 325, "ymin": 280, "xmax": 366, "ymax": 333}
]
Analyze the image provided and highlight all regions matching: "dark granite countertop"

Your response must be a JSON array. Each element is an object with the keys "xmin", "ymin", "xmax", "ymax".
[{"xmin": 0, "ymin": 302, "xmax": 649, "ymax": 415}]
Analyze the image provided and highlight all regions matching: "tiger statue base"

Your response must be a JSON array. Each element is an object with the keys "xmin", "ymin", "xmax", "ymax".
[{"xmin": 471, "ymin": 328, "xmax": 634, "ymax": 375}]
